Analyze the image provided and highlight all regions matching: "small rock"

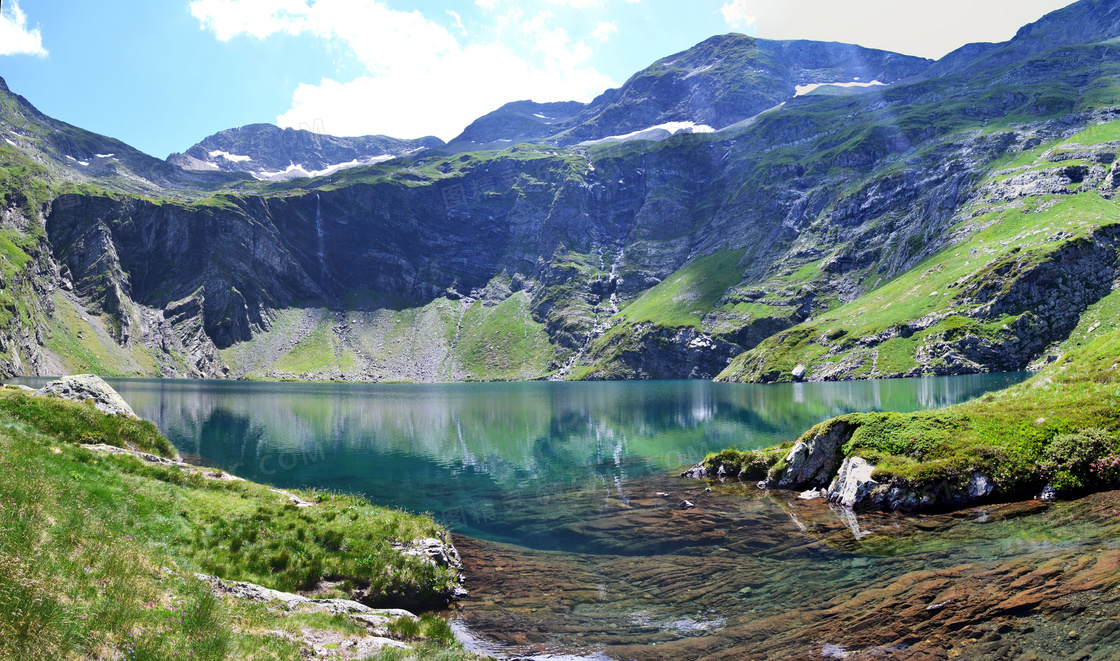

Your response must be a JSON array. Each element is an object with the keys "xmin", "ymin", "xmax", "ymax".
[
  {"xmin": 967, "ymin": 473, "xmax": 994, "ymax": 500},
  {"xmin": 679, "ymin": 500, "xmax": 696, "ymax": 511},
  {"xmin": 798, "ymin": 489, "xmax": 824, "ymax": 500},
  {"xmin": 679, "ymin": 463, "xmax": 708, "ymax": 479},
  {"xmin": 655, "ymin": 492, "xmax": 671, "ymax": 497},
  {"xmin": 704, "ymin": 487, "xmax": 712, "ymax": 493}
]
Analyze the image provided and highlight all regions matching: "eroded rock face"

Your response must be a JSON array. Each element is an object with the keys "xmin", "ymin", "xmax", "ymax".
[
  {"xmin": 34, "ymin": 374, "xmax": 136, "ymax": 417},
  {"xmin": 826, "ymin": 456, "xmax": 879, "ymax": 508},
  {"xmin": 769, "ymin": 421, "xmax": 854, "ymax": 490},
  {"xmin": 824, "ymin": 461, "xmax": 998, "ymax": 511}
]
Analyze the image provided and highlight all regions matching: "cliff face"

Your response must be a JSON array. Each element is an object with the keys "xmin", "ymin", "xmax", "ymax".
[{"xmin": 7, "ymin": 0, "xmax": 1120, "ymax": 382}]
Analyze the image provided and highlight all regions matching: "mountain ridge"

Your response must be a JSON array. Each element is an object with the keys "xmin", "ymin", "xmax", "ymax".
[{"xmin": 168, "ymin": 123, "xmax": 445, "ymax": 181}]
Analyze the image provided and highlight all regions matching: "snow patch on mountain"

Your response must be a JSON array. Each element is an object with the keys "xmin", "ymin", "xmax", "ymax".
[
  {"xmin": 795, "ymin": 80, "xmax": 886, "ymax": 96},
  {"xmin": 252, "ymin": 155, "xmax": 396, "ymax": 181},
  {"xmin": 577, "ymin": 121, "xmax": 715, "ymax": 146},
  {"xmin": 209, "ymin": 150, "xmax": 252, "ymax": 163}
]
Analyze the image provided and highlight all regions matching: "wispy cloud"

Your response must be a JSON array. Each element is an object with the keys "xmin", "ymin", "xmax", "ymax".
[
  {"xmin": 592, "ymin": 21, "xmax": 618, "ymax": 42},
  {"xmin": 720, "ymin": 0, "xmax": 756, "ymax": 32},
  {"xmin": 0, "ymin": 0, "xmax": 48, "ymax": 57}
]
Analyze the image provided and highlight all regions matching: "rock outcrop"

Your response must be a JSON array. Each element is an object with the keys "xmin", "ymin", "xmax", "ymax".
[
  {"xmin": 767, "ymin": 421, "xmax": 855, "ymax": 490},
  {"xmin": 197, "ymin": 574, "xmax": 414, "ymax": 659},
  {"xmin": 34, "ymin": 374, "xmax": 137, "ymax": 417},
  {"xmin": 826, "ymin": 456, "xmax": 879, "ymax": 508}
]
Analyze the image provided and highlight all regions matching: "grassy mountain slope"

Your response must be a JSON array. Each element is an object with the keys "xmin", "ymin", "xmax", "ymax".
[{"xmin": 719, "ymin": 115, "xmax": 1120, "ymax": 383}]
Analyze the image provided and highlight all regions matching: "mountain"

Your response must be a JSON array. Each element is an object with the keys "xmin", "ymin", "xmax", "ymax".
[
  {"xmin": 3, "ymin": 0, "xmax": 1120, "ymax": 383},
  {"xmin": 446, "ymin": 101, "xmax": 586, "ymax": 152},
  {"xmin": 930, "ymin": 0, "xmax": 1120, "ymax": 78},
  {"xmin": 0, "ymin": 76, "xmax": 243, "ymax": 194},
  {"xmin": 168, "ymin": 124, "xmax": 444, "ymax": 181},
  {"xmin": 446, "ymin": 35, "xmax": 932, "ymax": 149}
]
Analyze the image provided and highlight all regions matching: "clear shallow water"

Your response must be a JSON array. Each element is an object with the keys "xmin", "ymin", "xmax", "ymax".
[{"xmin": 21, "ymin": 373, "xmax": 1120, "ymax": 660}]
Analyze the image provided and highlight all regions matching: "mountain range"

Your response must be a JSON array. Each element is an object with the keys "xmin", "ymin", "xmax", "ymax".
[{"xmin": 2, "ymin": 0, "xmax": 1120, "ymax": 383}]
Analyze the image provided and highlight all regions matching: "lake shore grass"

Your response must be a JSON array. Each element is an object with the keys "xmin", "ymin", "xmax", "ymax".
[
  {"xmin": 701, "ymin": 328, "xmax": 1120, "ymax": 507},
  {"xmin": 0, "ymin": 386, "xmax": 479, "ymax": 660}
]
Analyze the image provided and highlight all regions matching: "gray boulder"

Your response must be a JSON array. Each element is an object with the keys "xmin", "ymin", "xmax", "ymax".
[
  {"xmin": 770, "ymin": 421, "xmax": 854, "ymax": 489},
  {"xmin": 34, "ymin": 374, "xmax": 137, "ymax": 418},
  {"xmin": 826, "ymin": 457, "xmax": 880, "ymax": 508}
]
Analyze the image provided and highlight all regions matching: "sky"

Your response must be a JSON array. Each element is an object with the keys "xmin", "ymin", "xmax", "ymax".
[{"xmin": 0, "ymin": 0, "xmax": 1078, "ymax": 159}]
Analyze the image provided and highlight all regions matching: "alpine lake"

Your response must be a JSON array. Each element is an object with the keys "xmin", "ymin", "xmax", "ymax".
[{"xmin": 16, "ymin": 373, "xmax": 1120, "ymax": 660}]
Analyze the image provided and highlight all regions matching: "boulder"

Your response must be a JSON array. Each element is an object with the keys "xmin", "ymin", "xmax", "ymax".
[
  {"xmin": 791, "ymin": 364, "xmax": 807, "ymax": 380},
  {"xmin": 826, "ymin": 457, "xmax": 880, "ymax": 508},
  {"xmin": 967, "ymin": 473, "xmax": 994, "ymax": 500},
  {"xmin": 34, "ymin": 374, "xmax": 137, "ymax": 418},
  {"xmin": 770, "ymin": 420, "xmax": 854, "ymax": 489},
  {"xmin": 680, "ymin": 462, "xmax": 709, "ymax": 479},
  {"xmin": 392, "ymin": 536, "xmax": 462, "ymax": 572}
]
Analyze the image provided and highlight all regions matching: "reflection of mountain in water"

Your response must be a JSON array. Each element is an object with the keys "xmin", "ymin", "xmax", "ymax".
[{"xmin": 106, "ymin": 376, "xmax": 1027, "ymax": 484}]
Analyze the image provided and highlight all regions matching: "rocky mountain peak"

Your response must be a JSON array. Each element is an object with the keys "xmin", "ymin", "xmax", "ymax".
[
  {"xmin": 930, "ymin": 0, "xmax": 1120, "ymax": 78},
  {"xmin": 168, "ymin": 123, "xmax": 445, "ymax": 181}
]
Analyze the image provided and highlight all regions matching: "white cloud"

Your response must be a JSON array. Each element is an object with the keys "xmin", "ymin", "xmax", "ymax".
[
  {"xmin": 447, "ymin": 10, "xmax": 467, "ymax": 36},
  {"xmin": 191, "ymin": 0, "xmax": 615, "ymax": 141},
  {"xmin": 720, "ymin": 0, "xmax": 756, "ymax": 32},
  {"xmin": 542, "ymin": 0, "xmax": 601, "ymax": 7},
  {"xmin": 713, "ymin": 0, "xmax": 1077, "ymax": 60},
  {"xmin": 592, "ymin": 21, "xmax": 618, "ymax": 42},
  {"xmin": 0, "ymin": 0, "xmax": 48, "ymax": 57}
]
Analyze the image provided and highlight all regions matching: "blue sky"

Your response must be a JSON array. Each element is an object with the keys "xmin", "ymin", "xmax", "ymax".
[{"xmin": 0, "ymin": 0, "xmax": 1076, "ymax": 159}]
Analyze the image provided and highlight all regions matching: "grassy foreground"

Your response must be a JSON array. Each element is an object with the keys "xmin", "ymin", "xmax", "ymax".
[
  {"xmin": 0, "ymin": 388, "xmax": 477, "ymax": 660},
  {"xmin": 704, "ymin": 328, "xmax": 1120, "ymax": 502}
]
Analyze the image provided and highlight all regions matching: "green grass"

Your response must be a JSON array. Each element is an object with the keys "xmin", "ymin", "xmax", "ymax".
[
  {"xmin": 0, "ymin": 387, "xmax": 173, "ymax": 456},
  {"xmin": 267, "ymin": 312, "xmax": 348, "ymax": 375},
  {"xmin": 454, "ymin": 293, "xmax": 555, "ymax": 381},
  {"xmin": 719, "ymin": 192, "xmax": 1120, "ymax": 382},
  {"xmin": 0, "ymin": 389, "xmax": 471, "ymax": 660},
  {"xmin": 617, "ymin": 249, "xmax": 747, "ymax": 330},
  {"xmin": 1062, "ymin": 118, "xmax": 1120, "ymax": 147}
]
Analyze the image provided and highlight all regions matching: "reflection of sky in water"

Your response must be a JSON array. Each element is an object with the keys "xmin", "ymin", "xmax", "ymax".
[{"xmin": 9, "ymin": 374, "xmax": 1028, "ymax": 540}]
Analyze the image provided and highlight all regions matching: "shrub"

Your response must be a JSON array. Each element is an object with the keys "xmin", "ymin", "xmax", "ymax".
[{"xmin": 1041, "ymin": 428, "xmax": 1119, "ymax": 492}]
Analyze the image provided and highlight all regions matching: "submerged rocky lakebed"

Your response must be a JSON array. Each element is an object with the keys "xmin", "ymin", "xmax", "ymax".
[{"xmin": 14, "ymin": 373, "xmax": 1120, "ymax": 659}]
